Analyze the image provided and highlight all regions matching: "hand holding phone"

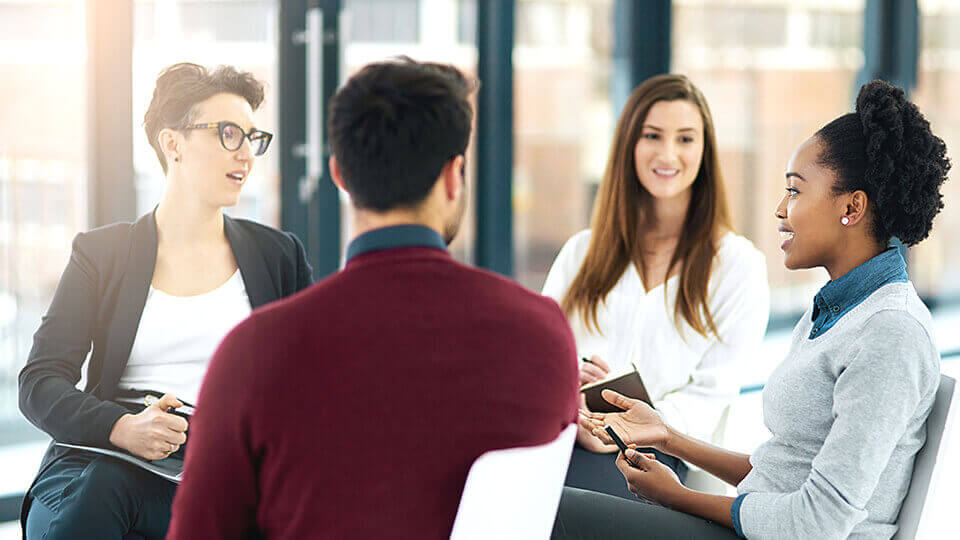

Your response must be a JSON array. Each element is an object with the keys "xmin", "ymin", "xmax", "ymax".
[{"xmin": 604, "ymin": 425, "xmax": 643, "ymax": 469}]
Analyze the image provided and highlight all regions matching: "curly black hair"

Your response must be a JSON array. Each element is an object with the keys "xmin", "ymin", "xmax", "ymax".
[{"xmin": 815, "ymin": 79, "xmax": 950, "ymax": 246}]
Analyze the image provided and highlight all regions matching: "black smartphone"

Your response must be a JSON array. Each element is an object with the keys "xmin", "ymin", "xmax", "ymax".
[
  {"xmin": 605, "ymin": 425, "xmax": 643, "ymax": 469},
  {"xmin": 604, "ymin": 425, "xmax": 630, "ymax": 453}
]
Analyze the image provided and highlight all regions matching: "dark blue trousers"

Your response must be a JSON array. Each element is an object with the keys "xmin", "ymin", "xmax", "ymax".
[
  {"xmin": 563, "ymin": 445, "xmax": 688, "ymax": 501},
  {"xmin": 24, "ymin": 452, "xmax": 176, "ymax": 540}
]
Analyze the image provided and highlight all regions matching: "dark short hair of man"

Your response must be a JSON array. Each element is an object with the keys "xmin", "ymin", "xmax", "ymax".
[{"xmin": 328, "ymin": 57, "xmax": 476, "ymax": 212}]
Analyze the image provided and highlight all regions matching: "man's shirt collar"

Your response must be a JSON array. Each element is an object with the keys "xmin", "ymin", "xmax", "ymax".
[{"xmin": 345, "ymin": 224, "xmax": 447, "ymax": 263}]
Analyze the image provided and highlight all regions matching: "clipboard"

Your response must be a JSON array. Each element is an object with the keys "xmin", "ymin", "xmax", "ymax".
[{"xmin": 55, "ymin": 443, "xmax": 183, "ymax": 483}]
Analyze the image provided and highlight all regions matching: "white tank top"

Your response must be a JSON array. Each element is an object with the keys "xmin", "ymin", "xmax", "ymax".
[{"xmin": 118, "ymin": 269, "xmax": 252, "ymax": 405}]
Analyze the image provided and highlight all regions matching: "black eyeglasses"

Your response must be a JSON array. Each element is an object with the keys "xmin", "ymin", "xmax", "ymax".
[{"xmin": 181, "ymin": 121, "xmax": 273, "ymax": 156}]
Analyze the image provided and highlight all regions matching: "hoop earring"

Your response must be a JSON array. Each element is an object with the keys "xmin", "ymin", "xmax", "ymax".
[{"xmin": 841, "ymin": 216, "xmax": 850, "ymax": 226}]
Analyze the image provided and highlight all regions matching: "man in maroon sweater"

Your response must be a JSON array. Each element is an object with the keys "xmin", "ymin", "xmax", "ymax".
[{"xmin": 166, "ymin": 58, "xmax": 580, "ymax": 539}]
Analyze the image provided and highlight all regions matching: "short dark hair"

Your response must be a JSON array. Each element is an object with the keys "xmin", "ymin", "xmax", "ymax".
[
  {"xmin": 815, "ymin": 80, "xmax": 950, "ymax": 246},
  {"xmin": 328, "ymin": 57, "xmax": 476, "ymax": 211},
  {"xmin": 143, "ymin": 63, "xmax": 265, "ymax": 174}
]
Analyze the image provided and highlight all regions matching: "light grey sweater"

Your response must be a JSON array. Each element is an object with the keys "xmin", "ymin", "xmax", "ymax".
[{"xmin": 736, "ymin": 282, "xmax": 940, "ymax": 539}]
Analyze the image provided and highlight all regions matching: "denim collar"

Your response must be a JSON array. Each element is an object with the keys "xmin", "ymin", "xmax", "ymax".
[
  {"xmin": 345, "ymin": 224, "xmax": 447, "ymax": 263},
  {"xmin": 809, "ymin": 246, "xmax": 908, "ymax": 339}
]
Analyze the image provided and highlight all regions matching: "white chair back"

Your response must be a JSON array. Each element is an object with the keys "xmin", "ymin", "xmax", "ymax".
[
  {"xmin": 449, "ymin": 424, "xmax": 578, "ymax": 540},
  {"xmin": 894, "ymin": 374, "xmax": 957, "ymax": 539}
]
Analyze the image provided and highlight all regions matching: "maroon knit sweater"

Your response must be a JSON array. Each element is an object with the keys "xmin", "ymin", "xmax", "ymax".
[{"xmin": 167, "ymin": 246, "xmax": 579, "ymax": 539}]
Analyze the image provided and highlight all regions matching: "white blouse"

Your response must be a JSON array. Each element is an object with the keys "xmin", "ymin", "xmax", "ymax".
[
  {"xmin": 118, "ymin": 269, "xmax": 252, "ymax": 405},
  {"xmin": 542, "ymin": 230, "xmax": 770, "ymax": 444}
]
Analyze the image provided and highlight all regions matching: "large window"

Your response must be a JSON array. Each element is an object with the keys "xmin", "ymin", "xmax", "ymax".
[
  {"xmin": 513, "ymin": 0, "xmax": 614, "ymax": 290},
  {"xmin": 911, "ymin": 0, "xmax": 960, "ymax": 305},
  {"xmin": 672, "ymin": 0, "xmax": 866, "ymax": 318},
  {"xmin": 347, "ymin": 0, "xmax": 420, "ymax": 43},
  {"xmin": 0, "ymin": 0, "xmax": 88, "ymax": 444},
  {"xmin": 133, "ymin": 0, "xmax": 281, "ymax": 226}
]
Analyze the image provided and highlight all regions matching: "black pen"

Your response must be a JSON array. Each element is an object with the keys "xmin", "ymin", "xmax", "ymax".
[{"xmin": 581, "ymin": 357, "xmax": 594, "ymax": 364}]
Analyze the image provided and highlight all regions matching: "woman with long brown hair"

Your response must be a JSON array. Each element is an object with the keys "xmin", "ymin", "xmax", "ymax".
[{"xmin": 542, "ymin": 74, "xmax": 769, "ymax": 498}]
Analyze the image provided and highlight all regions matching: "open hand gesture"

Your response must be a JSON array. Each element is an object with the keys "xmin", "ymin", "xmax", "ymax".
[{"xmin": 578, "ymin": 389, "xmax": 670, "ymax": 450}]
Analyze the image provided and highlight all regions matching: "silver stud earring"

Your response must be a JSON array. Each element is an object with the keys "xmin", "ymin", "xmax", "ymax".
[{"xmin": 841, "ymin": 216, "xmax": 850, "ymax": 226}]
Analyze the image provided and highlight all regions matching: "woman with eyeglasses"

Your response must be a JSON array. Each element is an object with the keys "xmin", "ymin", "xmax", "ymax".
[{"xmin": 19, "ymin": 63, "xmax": 312, "ymax": 540}]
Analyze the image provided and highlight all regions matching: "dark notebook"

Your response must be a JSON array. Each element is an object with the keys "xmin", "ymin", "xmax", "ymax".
[{"xmin": 580, "ymin": 371, "xmax": 653, "ymax": 413}]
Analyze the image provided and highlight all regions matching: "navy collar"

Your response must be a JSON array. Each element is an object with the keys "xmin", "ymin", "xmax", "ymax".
[
  {"xmin": 808, "ymin": 246, "xmax": 908, "ymax": 338},
  {"xmin": 345, "ymin": 224, "xmax": 447, "ymax": 263}
]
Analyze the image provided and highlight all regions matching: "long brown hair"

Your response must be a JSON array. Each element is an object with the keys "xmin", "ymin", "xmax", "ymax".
[{"xmin": 561, "ymin": 74, "xmax": 732, "ymax": 337}]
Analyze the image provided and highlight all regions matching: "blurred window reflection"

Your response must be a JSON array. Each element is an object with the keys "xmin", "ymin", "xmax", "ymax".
[
  {"xmin": 347, "ymin": 0, "xmax": 419, "ymax": 43},
  {"xmin": 673, "ymin": 0, "xmax": 865, "ymax": 317},
  {"xmin": 679, "ymin": 5, "xmax": 788, "ymax": 49},
  {"xmin": 0, "ymin": 0, "xmax": 87, "ymax": 442},
  {"xmin": 0, "ymin": 3, "xmax": 79, "ymax": 40},
  {"xmin": 912, "ymin": 0, "xmax": 960, "ymax": 302},
  {"xmin": 513, "ymin": 0, "xmax": 614, "ymax": 290}
]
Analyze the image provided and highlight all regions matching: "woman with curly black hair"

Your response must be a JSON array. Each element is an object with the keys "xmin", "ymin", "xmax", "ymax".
[{"xmin": 554, "ymin": 79, "xmax": 949, "ymax": 539}]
